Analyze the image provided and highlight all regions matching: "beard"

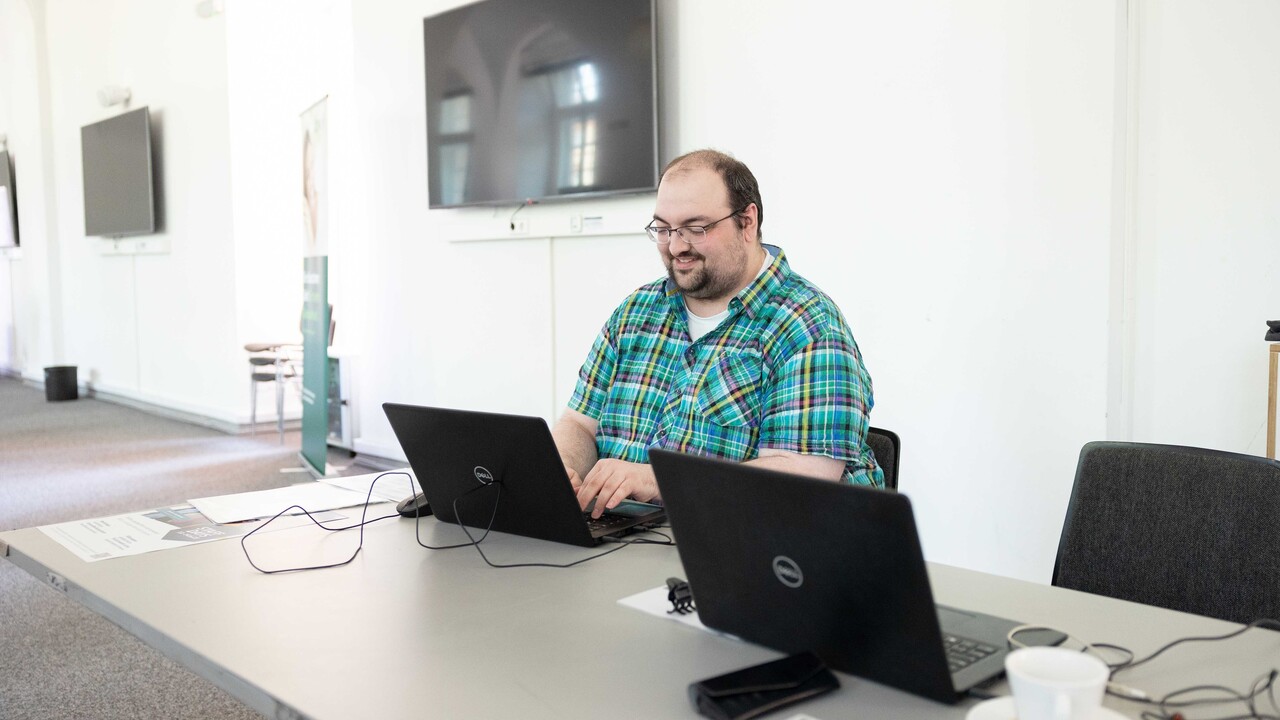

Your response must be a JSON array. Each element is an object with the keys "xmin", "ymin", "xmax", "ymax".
[{"xmin": 664, "ymin": 243, "xmax": 751, "ymax": 301}]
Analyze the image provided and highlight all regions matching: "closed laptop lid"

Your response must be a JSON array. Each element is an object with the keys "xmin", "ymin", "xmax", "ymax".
[
  {"xmin": 650, "ymin": 449, "xmax": 959, "ymax": 704},
  {"xmin": 383, "ymin": 403, "xmax": 597, "ymax": 547}
]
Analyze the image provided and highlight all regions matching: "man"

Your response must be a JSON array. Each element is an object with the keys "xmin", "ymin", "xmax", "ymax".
[{"xmin": 553, "ymin": 149, "xmax": 882, "ymax": 517}]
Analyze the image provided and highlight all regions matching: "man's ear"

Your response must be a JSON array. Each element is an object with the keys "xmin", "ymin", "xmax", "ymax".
[{"xmin": 739, "ymin": 203, "xmax": 759, "ymax": 243}]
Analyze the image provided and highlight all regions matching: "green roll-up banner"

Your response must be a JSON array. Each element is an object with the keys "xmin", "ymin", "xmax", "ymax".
[
  {"xmin": 300, "ymin": 257, "xmax": 329, "ymax": 475},
  {"xmin": 300, "ymin": 97, "xmax": 329, "ymax": 476}
]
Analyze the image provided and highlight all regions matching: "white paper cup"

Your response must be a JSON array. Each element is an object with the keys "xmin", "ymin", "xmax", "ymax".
[{"xmin": 1005, "ymin": 646, "xmax": 1109, "ymax": 720}]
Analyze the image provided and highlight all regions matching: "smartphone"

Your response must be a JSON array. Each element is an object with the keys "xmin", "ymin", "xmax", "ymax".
[
  {"xmin": 607, "ymin": 499, "xmax": 664, "ymax": 518},
  {"xmin": 1011, "ymin": 627, "xmax": 1069, "ymax": 648}
]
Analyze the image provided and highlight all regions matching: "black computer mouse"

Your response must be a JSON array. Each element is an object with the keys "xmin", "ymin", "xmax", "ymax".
[{"xmin": 396, "ymin": 493, "xmax": 432, "ymax": 518}]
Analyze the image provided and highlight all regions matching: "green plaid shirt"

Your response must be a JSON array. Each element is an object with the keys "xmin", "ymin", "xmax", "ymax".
[{"xmin": 568, "ymin": 245, "xmax": 883, "ymax": 487}]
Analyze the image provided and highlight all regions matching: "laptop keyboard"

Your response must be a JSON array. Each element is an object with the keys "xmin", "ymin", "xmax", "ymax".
[
  {"xmin": 943, "ymin": 633, "xmax": 999, "ymax": 673},
  {"xmin": 584, "ymin": 513, "xmax": 634, "ymax": 533}
]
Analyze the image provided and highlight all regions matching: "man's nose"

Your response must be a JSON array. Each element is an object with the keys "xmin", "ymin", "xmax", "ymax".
[{"xmin": 668, "ymin": 231, "xmax": 694, "ymax": 250}]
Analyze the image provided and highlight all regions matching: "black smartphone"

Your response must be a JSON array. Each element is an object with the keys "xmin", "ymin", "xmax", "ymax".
[
  {"xmin": 1010, "ymin": 627, "xmax": 1069, "ymax": 648},
  {"xmin": 690, "ymin": 652, "xmax": 839, "ymax": 720}
]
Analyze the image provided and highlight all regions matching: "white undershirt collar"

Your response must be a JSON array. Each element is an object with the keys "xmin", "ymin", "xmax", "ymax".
[{"xmin": 685, "ymin": 246, "xmax": 774, "ymax": 341}]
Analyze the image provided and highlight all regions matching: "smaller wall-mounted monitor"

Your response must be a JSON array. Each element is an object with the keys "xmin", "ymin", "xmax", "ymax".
[
  {"xmin": 81, "ymin": 107, "xmax": 156, "ymax": 237},
  {"xmin": 0, "ymin": 150, "xmax": 17, "ymax": 247}
]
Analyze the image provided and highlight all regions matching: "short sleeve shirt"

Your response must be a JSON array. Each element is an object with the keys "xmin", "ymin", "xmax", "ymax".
[{"xmin": 568, "ymin": 245, "xmax": 883, "ymax": 487}]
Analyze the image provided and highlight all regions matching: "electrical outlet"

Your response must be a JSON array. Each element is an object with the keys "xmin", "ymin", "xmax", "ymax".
[
  {"xmin": 511, "ymin": 218, "xmax": 530, "ymax": 235},
  {"xmin": 569, "ymin": 214, "xmax": 584, "ymax": 233}
]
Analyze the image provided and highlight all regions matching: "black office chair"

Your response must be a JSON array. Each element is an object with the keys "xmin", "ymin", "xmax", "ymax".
[
  {"xmin": 1052, "ymin": 441, "xmax": 1280, "ymax": 624},
  {"xmin": 866, "ymin": 426, "xmax": 900, "ymax": 491}
]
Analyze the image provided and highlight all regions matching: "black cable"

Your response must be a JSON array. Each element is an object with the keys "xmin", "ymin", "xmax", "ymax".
[
  {"xmin": 606, "ymin": 527, "xmax": 674, "ymax": 545},
  {"xmin": 243, "ymin": 469, "xmax": 670, "ymax": 573},
  {"xmin": 1115, "ymin": 619, "xmax": 1280, "ymax": 675},
  {"xmin": 1155, "ymin": 670, "xmax": 1280, "ymax": 719},
  {"xmin": 508, "ymin": 198, "xmax": 535, "ymax": 229},
  {"xmin": 240, "ymin": 471, "xmax": 407, "ymax": 574},
  {"xmin": 1088, "ymin": 642, "xmax": 1137, "ymax": 671},
  {"xmin": 1096, "ymin": 619, "xmax": 1280, "ymax": 720},
  {"xmin": 411, "ymin": 482, "xmax": 500, "ymax": 551},
  {"xmin": 1007, "ymin": 620, "xmax": 1280, "ymax": 720}
]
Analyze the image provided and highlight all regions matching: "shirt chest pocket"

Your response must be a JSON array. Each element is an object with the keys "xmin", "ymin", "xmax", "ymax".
[{"xmin": 696, "ymin": 351, "xmax": 764, "ymax": 429}]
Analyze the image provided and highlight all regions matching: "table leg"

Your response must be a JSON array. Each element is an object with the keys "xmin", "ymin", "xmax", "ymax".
[{"xmin": 1268, "ymin": 346, "xmax": 1278, "ymax": 459}]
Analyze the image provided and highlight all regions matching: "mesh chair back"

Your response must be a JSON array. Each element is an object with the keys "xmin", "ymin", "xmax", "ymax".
[
  {"xmin": 866, "ymin": 427, "xmax": 900, "ymax": 491},
  {"xmin": 1053, "ymin": 441, "xmax": 1280, "ymax": 624}
]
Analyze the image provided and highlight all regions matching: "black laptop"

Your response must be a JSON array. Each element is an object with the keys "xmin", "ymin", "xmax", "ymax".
[
  {"xmin": 383, "ymin": 403, "xmax": 665, "ymax": 547},
  {"xmin": 650, "ymin": 449, "xmax": 1058, "ymax": 704}
]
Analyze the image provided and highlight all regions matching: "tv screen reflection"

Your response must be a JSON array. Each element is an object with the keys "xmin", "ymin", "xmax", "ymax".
[{"xmin": 423, "ymin": 0, "xmax": 657, "ymax": 208}]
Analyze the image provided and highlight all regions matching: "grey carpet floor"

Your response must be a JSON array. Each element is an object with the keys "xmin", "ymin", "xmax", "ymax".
[{"xmin": 0, "ymin": 377, "xmax": 341, "ymax": 719}]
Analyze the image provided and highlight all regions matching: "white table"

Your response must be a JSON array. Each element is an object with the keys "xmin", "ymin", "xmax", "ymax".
[{"xmin": 3, "ymin": 511, "xmax": 1277, "ymax": 719}]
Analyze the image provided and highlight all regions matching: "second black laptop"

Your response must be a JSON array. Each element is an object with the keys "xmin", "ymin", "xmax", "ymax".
[
  {"xmin": 650, "ymin": 449, "xmax": 1059, "ymax": 704},
  {"xmin": 383, "ymin": 403, "xmax": 665, "ymax": 547}
]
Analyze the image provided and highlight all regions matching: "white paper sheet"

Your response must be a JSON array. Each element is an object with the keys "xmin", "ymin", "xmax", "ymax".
[
  {"xmin": 189, "ymin": 482, "xmax": 378, "ymax": 524},
  {"xmin": 317, "ymin": 468, "xmax": 418, "ymax": 503},
  {"xmin": 617, "ymin": 585, "xmax": 733, "ymax": 636},
  {"xmin": 38, "ymin": 505, "xmax": 255, "ymax": 562}
]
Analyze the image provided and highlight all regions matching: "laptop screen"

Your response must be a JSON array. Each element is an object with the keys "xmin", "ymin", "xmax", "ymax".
[{"xmin": 650, "ymin": 449, "xmax": 968, "ymax": 703}]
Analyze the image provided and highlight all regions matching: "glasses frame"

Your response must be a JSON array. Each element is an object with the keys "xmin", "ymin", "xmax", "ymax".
[{"xmin": 644, "ymin": 206, "xmax": 747, "ymax": 245}]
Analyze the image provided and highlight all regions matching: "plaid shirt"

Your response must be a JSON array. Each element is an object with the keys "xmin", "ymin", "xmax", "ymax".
[{"xmin": 568, "ymin": 245, "xmax": 883, "ymax": 487}]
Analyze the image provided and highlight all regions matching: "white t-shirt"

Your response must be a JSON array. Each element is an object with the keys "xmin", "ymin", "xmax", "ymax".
[{"xmin": 685, "ymin": 247, "xmax": 774, "ymax": 342}]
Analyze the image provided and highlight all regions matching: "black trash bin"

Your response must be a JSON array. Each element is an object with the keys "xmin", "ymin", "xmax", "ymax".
[{"xmin": 44, "ymin": 365, "xmax": 78, "ymax": 402}]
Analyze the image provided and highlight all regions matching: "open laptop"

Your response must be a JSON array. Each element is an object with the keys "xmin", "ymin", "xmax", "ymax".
[
  {"xmin": 383, "ymin": 403, "xmax": 665, "ymax": 547},
  {"xmin": 650, "ymin": 449, "xmax": 1060, "ymax": 704}
]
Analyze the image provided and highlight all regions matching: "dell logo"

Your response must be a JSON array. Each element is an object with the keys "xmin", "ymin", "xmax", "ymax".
[
  {"xmin": 772, "ymin": 555, "xmax": 803, "ymax": 588},
  {"xmin": 474, "ymin": 466, "xmax": 495, "ymax": 485}
]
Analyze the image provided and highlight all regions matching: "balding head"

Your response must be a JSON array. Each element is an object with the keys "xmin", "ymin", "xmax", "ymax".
[{"xmin": 660, "ymin": 149, "xmax": 763, "ymax": 241}]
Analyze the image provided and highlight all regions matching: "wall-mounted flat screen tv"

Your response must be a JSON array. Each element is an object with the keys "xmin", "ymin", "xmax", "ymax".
[
  {"xmin": 0, "ymin": 150, "xmax": 17, "ymax": 247},
  {"xmin": 423, "ymin": 0, "xmax": 658, "ymax": 208},
  {"xmin": 81, "ymin": 106, "xmax": 156, "ymax": 237}
]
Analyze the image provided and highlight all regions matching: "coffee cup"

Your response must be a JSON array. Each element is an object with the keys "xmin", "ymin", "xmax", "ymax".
[{"xmin": 1004, "ymin": 646, "xmax": 1109, "ymax": 720}]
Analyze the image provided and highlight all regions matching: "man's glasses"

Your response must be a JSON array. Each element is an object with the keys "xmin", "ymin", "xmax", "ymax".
[{"xmin": 644, "ymin": 207, "xmax": 745, "ymax": 245}]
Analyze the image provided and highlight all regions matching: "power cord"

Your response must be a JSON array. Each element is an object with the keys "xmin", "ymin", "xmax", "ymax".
[
  {"xmin": 445, "ymin": 484, "xmax": 673, "ymax": 568},
  {"xmin": 410, "ymin": 482, "xmax": 500, "ymax": 550},
  {"xmin": 509, "ymin": 198, "xmax": 535, "ymax": 230},
  {"xmin": 242, "ymin": 470, "xmax": 672, "ymax": 573},
  {"xmin": 999, "ymin": 621, "xmax": 1280, "ymax": 720},
  {"xmin": 240, "ymin": 471, "xmax": 407, "ymax": 574}
]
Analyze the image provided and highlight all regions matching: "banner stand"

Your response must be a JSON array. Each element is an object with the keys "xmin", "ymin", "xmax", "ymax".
[{"xmin": 299, "ymin": 97, "xmax": 330, "ymax": 477}]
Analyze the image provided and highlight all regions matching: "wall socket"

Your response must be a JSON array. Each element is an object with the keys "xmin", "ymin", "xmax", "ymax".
[{"xmin": 510, "ymin": 218, "xmax": 529, "ymax": 235}]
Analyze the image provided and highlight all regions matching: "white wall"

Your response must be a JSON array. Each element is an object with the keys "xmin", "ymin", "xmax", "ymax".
[
  {"xmin": 1126, "ymin": 0, "xmax": 1280, "ymax": 454},
  {"xmin": 0, "ymin": 0, "xmax": 242, "ymax": 422},
  {"xmin": 0, "ymin": 0, "xmax": 59, "ymax": 378},
  {"xmin": 2, "ymin": 0, "xmax": 1277, "ymax": 583},
  {"xmin": 343, "ymin": 0, "xmax": 1119, "ymax": 581},
  {"xmin": 224, "ymin": 0, "xmax": 346, "ymax": 422}
]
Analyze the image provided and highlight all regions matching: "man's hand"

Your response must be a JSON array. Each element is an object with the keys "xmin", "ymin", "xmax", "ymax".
[
  {"xmin": 575, "ymin": 459, "xmax": 660, "ymax": 518},
  {"xmin": 564, "ymin": 465, "xmax": 584, "ymax": 491}
]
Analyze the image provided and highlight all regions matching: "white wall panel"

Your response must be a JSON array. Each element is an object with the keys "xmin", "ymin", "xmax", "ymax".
[
  {"xmin": 552, "ymin": 231, "xmax": 666, "ymax": 415},
  {"xmin": 1127, "ymin": 0, "xmax": 1280, "ymax": 455},
  {"xmin": 427, "ymin": 238, "xmax": 555, "ymax": 419}
]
